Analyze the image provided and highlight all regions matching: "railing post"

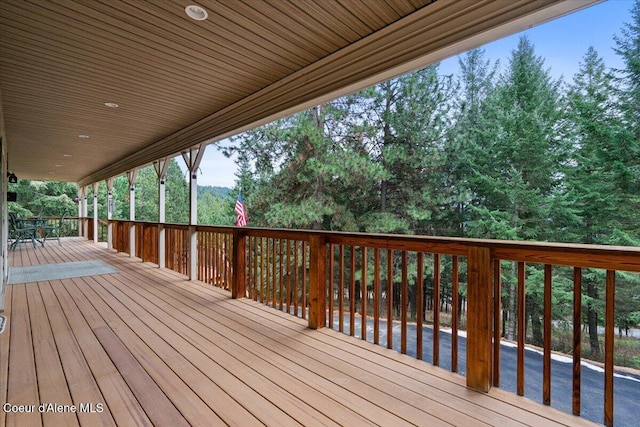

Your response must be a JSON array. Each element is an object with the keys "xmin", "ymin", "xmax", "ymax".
[
  {"xmin": 308, "ymin": 234, "xmax": 327, "ymax": 330},
  {"xmin": 232, "ymin": 229, "xmax": 246, "ymax": 299},
  {"xmin": 158, "ymin": 224, "xmax": 166, "ymax": 268},
  {"xmin": 188, "ymin": 225, "xmax": 197, "ymax": 280},
  {"xmin": 466, "ymin": 245, "xmax": 493, "ymax": 392}
]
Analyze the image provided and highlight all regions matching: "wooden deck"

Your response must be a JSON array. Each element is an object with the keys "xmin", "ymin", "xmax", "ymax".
[{"xmin": 1, "ymin": 238, "xmax": 596, "ymax": 426}]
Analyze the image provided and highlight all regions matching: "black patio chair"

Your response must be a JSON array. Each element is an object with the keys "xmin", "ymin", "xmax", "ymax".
[{"xmin": 9, "ymin": 213, "xmax": 37, "ymax": 250}]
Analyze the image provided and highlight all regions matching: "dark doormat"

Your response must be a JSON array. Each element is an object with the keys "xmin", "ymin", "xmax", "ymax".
[{"xmin": 8, "ymin": 260, "xmax": 118, "ymax": 285}]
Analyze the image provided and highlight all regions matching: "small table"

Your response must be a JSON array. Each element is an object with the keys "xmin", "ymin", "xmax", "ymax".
[{"xmin": 16, "ymin": 218, "xmax": 48, "ymax": 247}]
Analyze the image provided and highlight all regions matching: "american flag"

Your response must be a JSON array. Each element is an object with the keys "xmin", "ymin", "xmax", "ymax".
[{"xmin": 235, "ymin": 191, "xmax": 248, "ymax": 227}]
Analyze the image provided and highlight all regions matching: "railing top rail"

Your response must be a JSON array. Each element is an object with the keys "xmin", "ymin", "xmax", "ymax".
[{"xmin": 108, "ymin": 220, "xmax": 640, "ymax": 272}]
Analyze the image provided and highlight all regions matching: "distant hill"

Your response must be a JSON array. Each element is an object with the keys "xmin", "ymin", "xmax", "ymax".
[{"xmin": 198, "ymin": 185, "xmax": 231, "ymax": 199}]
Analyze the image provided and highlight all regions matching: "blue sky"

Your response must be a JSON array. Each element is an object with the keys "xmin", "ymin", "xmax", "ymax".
[{"xmin": 192, "ymin": 0, "xmax": 635, "ymax": 188}]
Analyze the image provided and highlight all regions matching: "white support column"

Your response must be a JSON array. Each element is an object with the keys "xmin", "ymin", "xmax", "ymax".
[
  {"xmin": 181, "ymin": 144, "xmax": 205, "ymax": 280},
  {"xmin": 106, "ymin": 178, "xmax": 114, "ymax": 249},
  {"xmin": 154, "ymin": 158, "xmax": 169, "ymax": 268},
  {"xmin": 92, "ymin": 182, "xmax": 99, "ymax": 243},
  {"xmin": 81, "ymin": 187, "xmax": 88, "ymax": 239},
  {"xmin": 77, "ymin": 187, "xmax": 83, "ymax": 237},
  {"xmin": 127, "ymin": 169, "xmax": 137, "ymax": 258}
]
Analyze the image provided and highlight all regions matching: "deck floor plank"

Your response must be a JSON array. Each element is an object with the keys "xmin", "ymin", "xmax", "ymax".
[
  {"xmin": 6, "ymin": 283, "xmax": 42, "ymax": 427},
  {"xmin": 37, "ymin": 281, "xmax": 116, "ymax": 427},
  {"xmin": 1, "ymin": 285, "xmax": 13, "ymax": 427},
  {"xmin": 2, "ymin": 238, "xmax": 600, "ymax": 427},
  {"xmin": 52, "ymin": 277, "xmax": 153, "ymax": 427},
  {"xmin": 25, "ymin": 282, "xmax": 79, "ymax": 427},
  {"xmin": 92, "ymin": 325, "xmax": 189, "ymax": 427}
]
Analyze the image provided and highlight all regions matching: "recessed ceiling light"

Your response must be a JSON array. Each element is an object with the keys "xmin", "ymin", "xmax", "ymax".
[
  {"xmin": 63, "ymin": 154, "xmax": 72, "ymax": 157},
  {"xmin": 185, "ymin": 5, "xmax": 207, "ymax": 20},
  {"xmin": 79, "ymin": 134, "xmax": 90, "ymax": 139},
  {"xmin": 54, "ymin": 164, "xmax": 62, "ymax": 167},
  {"xmin": 104, "ymin": 102, "xmax": 119, "ymax": 108}
]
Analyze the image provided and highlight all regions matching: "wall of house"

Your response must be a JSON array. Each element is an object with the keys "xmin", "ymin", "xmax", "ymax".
[{"xmin": 0, "ymin": 89, "xmax": 7, "ymax": 312}]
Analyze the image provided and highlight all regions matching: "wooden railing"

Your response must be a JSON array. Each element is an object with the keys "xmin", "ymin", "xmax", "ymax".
[
  {"xmin": 244, "ymin": 229, "xmax": 310, "ymax": 320},
  {"xmin": 36, "ymin": 216, "xmax": 80, "ymax": 238},
  {"xmin": 196, "ymin": 226, "xmax": 234, "ymax": 289},
  {"xmin": 106, "ymin": 220, "xmax": 640, "ymax": 426}
]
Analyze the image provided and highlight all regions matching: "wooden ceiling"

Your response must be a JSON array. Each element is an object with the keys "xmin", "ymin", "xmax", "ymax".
[{"xmin": 0, "ymin": 0, "xmax": 598, "ymax": 187}]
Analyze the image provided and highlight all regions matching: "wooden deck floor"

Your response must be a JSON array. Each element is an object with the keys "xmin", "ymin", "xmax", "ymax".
[{"xmin": 1, "ymin": 237, "xmax": 596, "ymax": 426}]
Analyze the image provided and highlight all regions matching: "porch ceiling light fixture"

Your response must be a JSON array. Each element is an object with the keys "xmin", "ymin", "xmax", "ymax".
[
  {"xmin": 104, "ymin": 102, "xmax": 119, "ymax": 108},
  {"xmin": 7, "ymin": 172, "xmax": 17, "ymax": 183},
  {"xmin": 185, "ymin": 5, "xmax": 208, "ymax": 21},
  {"xmin": 79, "ymin": 134, "xmax": 90, "ymax": 139}
]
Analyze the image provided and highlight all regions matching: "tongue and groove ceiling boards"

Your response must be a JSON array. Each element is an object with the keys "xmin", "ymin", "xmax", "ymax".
[{"xmin": 0, "ymin": 0, "xmax": 599, "ymax": 186}]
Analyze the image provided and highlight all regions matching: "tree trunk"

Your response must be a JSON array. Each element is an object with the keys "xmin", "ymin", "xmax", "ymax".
[
  {"xmin": 506, "ymin": 281, "xmax": 517, "ymax": 341},
  {"xmin": 586, "ymin": 279, "xmax": 600, "ymax": 358},
  {"xmin": 506, "ymin": 263, "xmax": 517, "ymax": 341},
  {"xmin": 527, "ymin": 295, "xmax": 543, "ymax": 346}
]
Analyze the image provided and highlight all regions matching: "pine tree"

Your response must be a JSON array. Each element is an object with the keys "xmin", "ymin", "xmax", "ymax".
[
  {"xmin": 565, "ymin": 47, "xmax": 623, "ymax": 357},
  {"xmin": 446, "ymin": 48, "xmax": 498, "ymax": 237},
  {"xmin": 469, "ymin": 36, "xmax": 564, "ymax": 343}
]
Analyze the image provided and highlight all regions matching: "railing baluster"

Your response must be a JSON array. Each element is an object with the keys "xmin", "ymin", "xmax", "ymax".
[
  {"xmin": 308, "ymin": 235, "xmax": 326, "ymax": 329},
  {"xmin": 492, "ymin": 259, "xmax": 501, "ymax": 384},
  {"xmin": 374, "ymin": 248, "xmax": 380, "ymax": 345},
  {"xmin": 387, "ymin": 249, "xmax": 393, "ymax": 350},
  {"xmin": 350, "ymin": 245, "xmax": 356, "ymax": 337},
  {"xmin": 573, "ymin": 267, "xmax": 582, "ymax": 416},
  {"xmin": 339, "ymin": 244, "xmax": 345, "ymax": 333},
  {"xmin": 246, "ymin": 236, "xmax": 252, "ymax": 298},
  {"xmin": 328, "ymin": 243, "xmax": 334, "ymax": 328},
  {"xmin": 416, "ymin": 252, "xmax": 424, "ymax": 360},
  {"xmin": 302, "ymin": 241, "xmax": 307, "ymax": 320},
  {"xmin": 433, "ymin": 253, "xmax": 440, "ymax": 366},
  {"xmin": 543, "ymin": 264, "xmax": 552, "ymax": 405},
  {"xmin": 294, "ymin": 241, "xmax": 299, "ymax": 316},
  {"xmin": 605, "ymin": 270, "xmax": 615, "ymax": 427},
  {"xmin": 401, "ymin": 250, "xmax": 408, "ymax": 355},
  {"xmin": 452, "ymin": 255, "xmax": 459, "ymax": 373},
  {"xmin": 279, "ymin": 239, "xmax": 284, "ymax": 310},
  {"xmin": 272, "ymin": 238, "xmax": 277, "ymax": 308},
  {"xmin": 517, "ymin": 261, "xmax": 526, "ymax": 396},
  {"xmin": 286, "ymin": 240, "xmax": 291, "ymax": 314},
  {"xmin": 361, "ymin": 247, "xmax": 367, "ymax": 341},
  {"xmin": 231, "ymin": 229, "xmax": 245, "ymax": 298}
]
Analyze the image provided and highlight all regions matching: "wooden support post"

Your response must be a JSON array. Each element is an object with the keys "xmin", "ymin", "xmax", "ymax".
[
  {"xmin": 308, "ymin": 234, "xmax": 327, "ymax": 330},
  {"xmin": 127, "ymin": 170, "xmax": 137, "ymax": 258},
  {"xmin": 154, "ymin": 158, "xmax": 169, "ymax": 269},
  {"xmin": 106, "ymin": 178, "xmax": 114, "ymax": 249},
  {"xmin": 189, "ymin": 225, "xmax": 197, "ymax": 280},
  {"xmin": 77, "ymin": 187, "xmax": 84, "ymax": 237},
  {"xmin": 232, "ymin": 230, "xmax": 247, "ymax": 299},
  {"xmin": 466, "ymin": 245, "xmax": 493, "ymax": 392},
  {"xmin": 182, "ymin": 145, "xmax": 205, "ymax": 280}
]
